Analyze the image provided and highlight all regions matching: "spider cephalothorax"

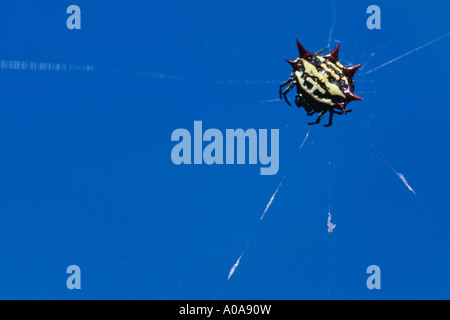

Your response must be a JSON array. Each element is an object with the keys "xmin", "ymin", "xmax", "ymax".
[{"xmin": 280, "ymin": 40, "xmax": 363, "ymax": 127}]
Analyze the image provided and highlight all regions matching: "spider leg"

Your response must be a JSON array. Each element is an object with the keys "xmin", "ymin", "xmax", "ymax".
[
  {"xmin": 303, "ymin": 103, "xmax": 313, "ymax": 113},
  {"xmin": 334, "ymin": 109, "xmax": 352, "ymax": 115},
  {"xmin": 308, "ymin": 110, "xmax": 326, "ymax": 125},
  {"xmin": 334, "ymin": 102, "xmax": 347, "ymax": 114},
  {"xmin": 295, "ymin": 94, "xmax": 302, "ymax": 106},
  {"xmin": 323, "ymin": 111, "xmax": 334, "ymax": 127},
  {"xmin": 307, "ymin": 111, "xmax": 316, "ymax": 116},
  {"xmin": 282, "ymin": 82, "xmax": 296, "ymax": 106},
  {"xmin": 295, "ymin": 93, "xmax": 308, "ymax": 108},
  {"xmin": 279, "ymin": 75, "xmax": 295, "ymax": 99}
]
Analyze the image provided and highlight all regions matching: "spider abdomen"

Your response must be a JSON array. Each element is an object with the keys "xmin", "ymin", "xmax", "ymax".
[{"xmin": 280, "ymin": 40, "xmax": 363, "ymax": 127}]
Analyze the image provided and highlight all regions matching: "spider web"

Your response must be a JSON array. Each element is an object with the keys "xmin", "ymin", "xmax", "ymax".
[
  {"xmin": 217, "ymin": 1, "xmax": 448, "ymax": 299},
  {"xmin": 1, "ymin": 0, "xmax": 448, "ymax": 300}
]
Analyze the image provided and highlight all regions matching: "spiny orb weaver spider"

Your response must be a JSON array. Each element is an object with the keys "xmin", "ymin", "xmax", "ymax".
[{"xmin": 280, "ymin": 40, "xmax": 363, "ymax": 127}]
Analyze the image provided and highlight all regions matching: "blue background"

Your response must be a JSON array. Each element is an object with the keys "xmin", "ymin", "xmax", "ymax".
[{"xmin": 0, "ymin": 0, "xmax": 448, "ymax": 299}]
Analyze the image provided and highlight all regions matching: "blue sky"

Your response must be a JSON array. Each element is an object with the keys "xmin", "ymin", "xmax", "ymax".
[{"xmin": 0, "ymin": 0, "xmax": 448, "ymax": 299}]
